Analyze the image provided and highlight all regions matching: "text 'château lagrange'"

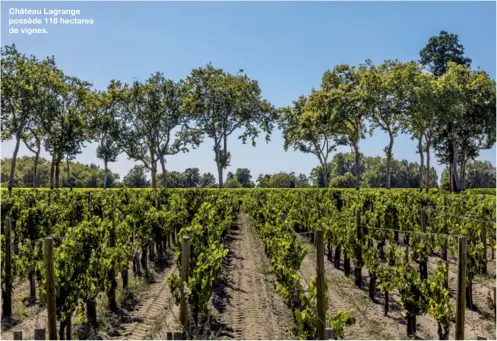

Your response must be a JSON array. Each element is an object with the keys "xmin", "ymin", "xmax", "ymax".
[{"xmin": 9, "ymin": 8, "xmax": 81, "ymax": 17}]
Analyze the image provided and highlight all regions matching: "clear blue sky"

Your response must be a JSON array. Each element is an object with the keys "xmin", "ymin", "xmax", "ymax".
[{"xmin": 1, "ymin": 1, "xmax": 496, "ymax": 183}]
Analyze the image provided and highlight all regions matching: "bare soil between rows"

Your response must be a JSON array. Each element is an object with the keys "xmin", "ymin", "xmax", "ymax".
[
  {"xmin": 298, "ymin": 236, "xmax": 496, "ymax": 340},
  {"xmin": 211, "ymin": 211, "xmax": 296, "ymax": 340}
]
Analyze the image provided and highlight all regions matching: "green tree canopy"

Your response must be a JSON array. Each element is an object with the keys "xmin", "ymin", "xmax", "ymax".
[
  {"xmin": 441, "ymin": 161, "xmax": 496, "ymax": 190},
  {"xmin": 419, "ymin": 30, "xmax": 471, "ymax": 77},
  {"xmin": 279, "ymin": 95, "xmax": 343, "ymax": 186},
  {"xmin": 306, "ymin": 62, "xmax": 373, "ymax": 189},
  {"xmin": 123, "ymin": 165, "xmax": 150, "ymax": 188},
  {"xmin": 199, "ymin": 172, "xmax": 217, "ymax": 188},
  {"xmin": 223, "ymin": 177, "xmax": 242, "ymax": 188},
  {"xmin": 183, "ymin": 63, "xmax": 276, "ymax": 188},
  {"xmin": 1, "ymin": 156, "xmax": 120, "ymax": 188},
  {"xmin": 310, "ymin": 152, "xmax": 438, "ymax": 188},
  {"xmin": 234, "ymin": 168, "xmax": 254, "ymax": 188}
]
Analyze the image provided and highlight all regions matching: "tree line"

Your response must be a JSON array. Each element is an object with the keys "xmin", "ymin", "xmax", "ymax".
[
  {"xmin": 3, "ymin": 153, "xmax": 494, "ymax": 189},
  {"xmin": 280, "ymin": 31, "xmax": 495, "ymax": 192},
  {"xmin": 1, "ymin": 30, "xmax": 495, "ymax": 193}
]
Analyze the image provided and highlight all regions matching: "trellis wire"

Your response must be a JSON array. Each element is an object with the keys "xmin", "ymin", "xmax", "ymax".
[{"xmin": 422, "ymin": 206, "xmax": 495, "ymax": 225}]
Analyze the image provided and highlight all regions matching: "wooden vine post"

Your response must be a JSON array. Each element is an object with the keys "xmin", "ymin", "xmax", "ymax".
[
  {"xmin": 315, "ymin": 230, "xmax": 326, "ymax": 341},
  {"xmin": 2, "ymin": 217, "xmax": 13, "ymax": 321},
  {"xmin": 44, "ymin": 238, "xmax": 57, "ymax": 340},
  {"xmin": 455, "ymin": 236, "xmax": 467, "ymax": 340},
  {"xmin": 180, "ymin": 236, "xmax": 190, "ymax": 336},
  {"xmin": 354, "ymin": 210, "xmax": 362, "ymax": 287}
]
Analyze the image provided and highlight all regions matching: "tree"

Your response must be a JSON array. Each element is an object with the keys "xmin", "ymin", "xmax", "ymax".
[
  {"xmin": 367, "ymin": 61, "xmax": 420, "ymax": 189},
  {"xmin": 92, "ymin": 82, "xmax": 124, "ymax": 189},
  {"xmin": 310, "ymin": 165, "xmax": 328, "ymax": 187},
  {"xmin": 464, "ymin": 161, "xmax": 496, "ymax": 189},
  {"xmin": 280, "ymin": 96, "xmax": 343, "ymax": 187},
  {"xmin": 234, "ymin": 168, "xmax": 254, "ymax": 188},
  {"xmin": 1, "ymin": 156, "xmax": 121, "ymax": 188},
  {"xmin": 311, "ymin": 152, "xmax": 438, "ymax": 188},
  {"xmin": 123, "ymin": 165, "xmax": 150, "ymax": 188},
  {"xmin": 199, "ymin": 172, "xmax": 217, "ymax": 188},
  {"xmin": 184, "ymin": 167, "xmax": 200, "ymax": 187},
  {"xmin": 163, "ymin": 171, "xmax": 186, "ymax": 188},
  {"xmin": 22, "ymin": 127, "xmax": 43, "ymax": 187},
  {"xmin": 329, "ymin": 172, "xmax": 356, "ymax": 188},
  {"xmin": 256, "ymin": 174, "xmax": 272, "ymax": 188},
  {"xmin": 183, "ymin": 64, "xmax": 276, "ymax": 188},
  {"xmin": 295, "ymin": 173, "xmax": 311, "ymax": 188},
  {"xmin": 404, "ymin": 71, "xmax": 438, "ymax": 191},
  {"xmin": 310, "ymin": 153, "xmax": 357, "ymax": 187},
  {"xmin": 226, "ymin": 171, "xmax": 235, "ymax": 181},
  {"xmin": 119, "ymin": 73, "xmax": 201, "ymax": 189},
  {"xmin": 269, "ymin": 172, "xmax": 296, "ymax": 188},
  {"xmin": 223, "ymin": 178, "xmax": 242, "ymax": 188},
  {"xmin": 1, "ymin": 45, "xmax": 52, "ymax": 194},
  {"xmin": 307, "ymin": 62, "xmax": 372, "ymax": 190},
  {"xmin": 40, "ymin": 73, "xmax": 94, "ymax": 189},
  {"xmin": 419, "ymin": 30, "xmax": 475, "ymax": 192},
  {"xmin": 433, "ymin": 63, "xmax": 496, "ymax": 192},
  {"xmin": 419, "ymin": 30, "xmax": 471, "ymax": 77},
  {"xmin": 441, "ymin": 161, "xmax": 496, "ymax": 190}
]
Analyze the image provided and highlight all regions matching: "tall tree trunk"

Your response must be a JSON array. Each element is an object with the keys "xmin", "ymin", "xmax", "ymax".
[
  {"xmin": 221, "ymin": 133, "xmax": 229, "ymax": 188},
  {"xmin": 214, "ymin": 144, "xmax": 223, "ymax": 188},
  {"xmin": 217, "ymin": 161, "xmax": 224, "ymax": 188},
  {"xmin": 8, "ymin": 135, "xmax": 21, "ymax": 195},
  {"xmin": 55, "ymin": 157, "xmax": 61, "ymax": 188},
  {"xmin": 151, "ymin": 162, "xmax": 157, "ymax": 190},
  {"xmin": 159, "ymin": 155, "xmax": 167, "ymax": 188},
  {"xmin": 425, "ymin": 139, "xmax": 431, "ymax": 192},
  {"xmin": 50, "ymin": 155, "xmax": 55, "ymax": 190},
  {"xmin": 322, "ymin": 165, "xmax": 329, "ymax": 188},
  {"xmin": 24, "ymin": 133, "xmax": 41, "ymax": 188},
  {"xmin": 449, "ymin": 163, "xmax": 453, "ymax": 192},
  {"xmin": 148, "ymin": 148, "xmax": 157, "ymax": 190},
  {"xmin": 103, "ymin": 160, "xmax": 108, "ymax": 190},
  {"xmin": 33, "ymin": 152, "xmax": 39, "ymax": 188},
  {"xmin": 451, "ymin": 141, "xmax": 462, "ymax": 193},
  {"xmin": 353, "ymin": 144, "xmax": 360, "ymax": 190},
  {"xmin": 418, "ymin": 136, "xmax": 424, "ymax": 191},
  {"xmin": 386, "ymin": 131, "xmax": 394, "ymax": 190},
  {"xmin": 66, "ymin": 157, "xmax": 72, "ymax": 190},
  {"xmin": 460, "ymin": 149, "xmax": 467, "ymax": 190}
]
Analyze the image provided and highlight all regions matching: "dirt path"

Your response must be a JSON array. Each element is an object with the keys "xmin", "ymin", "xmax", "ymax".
[
  {"xmin": 1, "ymin": 281, "xmax": 47, "ymax": 340},
  {"xmin": 122, "ymin": 262, "xmax": 180, "ymax": 340},
  {"xmin": 1, "ymin": 307, "xmax": 47, "ymax": 340},
  {"xmin": 212, "ymin": 212, "xmax": 295, "ymax": 340}
]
